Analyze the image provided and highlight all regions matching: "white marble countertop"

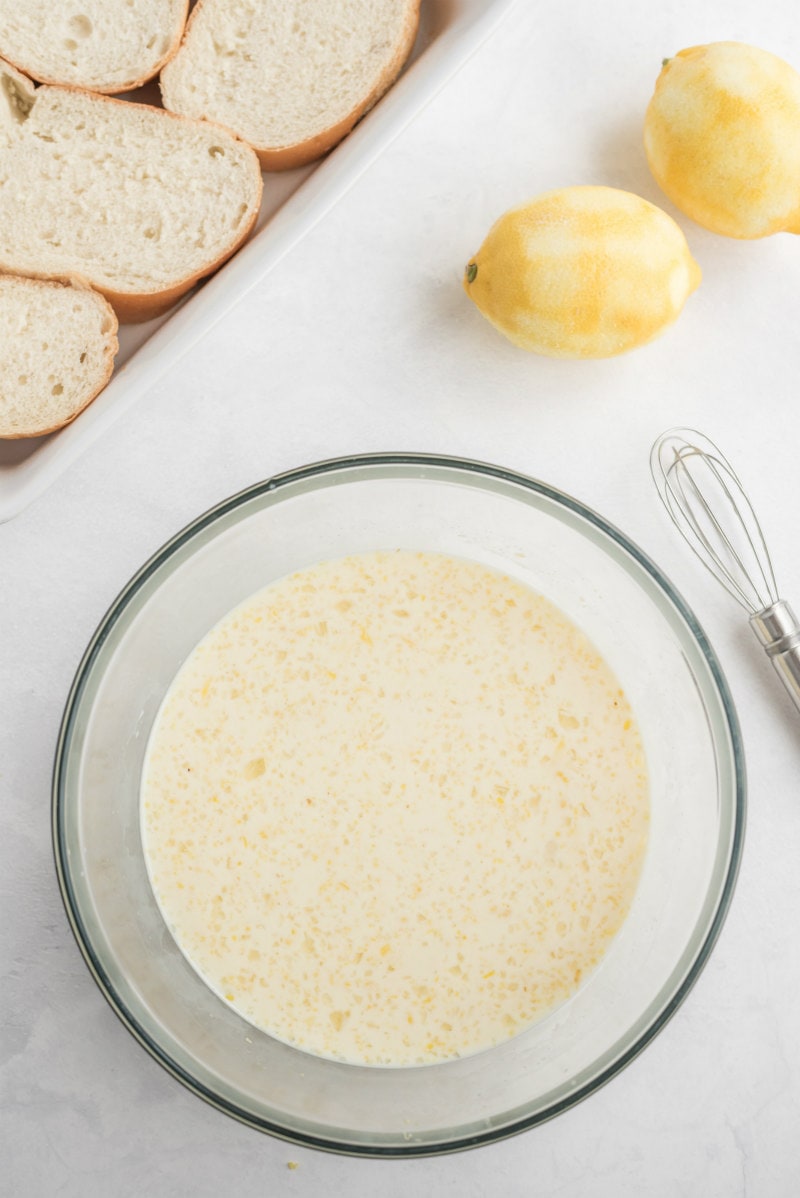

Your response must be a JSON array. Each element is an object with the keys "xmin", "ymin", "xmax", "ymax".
[{"xmin": 3, "ymin": 1, "xmax": 800, "ymax": 1193}]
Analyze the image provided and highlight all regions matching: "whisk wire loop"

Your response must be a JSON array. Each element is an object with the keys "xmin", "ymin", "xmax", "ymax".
[
  {"xmin": 651, "ymin": 429, "xmax": 779, "ymax": 616},
  {"xmin": 666, "ymin": 451, "xmax": 755, "ymax": 610},
  {"xmin": 651, "ymin": 427, "xmax": 800, "ymax": 717}
]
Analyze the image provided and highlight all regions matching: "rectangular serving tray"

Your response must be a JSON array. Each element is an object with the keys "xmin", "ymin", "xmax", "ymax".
[{"xmin": 0, "ymin": 0, "xmax": 515, "ymax": 523}]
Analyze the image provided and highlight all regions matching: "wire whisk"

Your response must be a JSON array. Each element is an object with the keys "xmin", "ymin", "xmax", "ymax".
[{"xmin": 651, "ymin": 428, "xmax": 800, "ymax": 715}]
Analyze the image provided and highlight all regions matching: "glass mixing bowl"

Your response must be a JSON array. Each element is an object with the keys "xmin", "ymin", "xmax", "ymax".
[{"xmin": 53, "ymin": 455, "xmax": 744, "ymax": 1156}]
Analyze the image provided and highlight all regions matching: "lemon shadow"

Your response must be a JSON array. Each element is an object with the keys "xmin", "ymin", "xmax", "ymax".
[{"xmin": 587, "ymin": 114, "xmax": 665, "ymax": 204}]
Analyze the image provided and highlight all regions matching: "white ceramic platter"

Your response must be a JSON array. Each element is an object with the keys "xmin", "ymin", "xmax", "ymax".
[{"xmin": 0, "ymin": 0, "xmax": 515, "ymax": 523}]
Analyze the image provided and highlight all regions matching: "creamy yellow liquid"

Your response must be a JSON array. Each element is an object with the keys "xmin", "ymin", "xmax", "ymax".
[{"xmin": 141, "ymin": 551, "xmax": 649, "ymax": 1066}]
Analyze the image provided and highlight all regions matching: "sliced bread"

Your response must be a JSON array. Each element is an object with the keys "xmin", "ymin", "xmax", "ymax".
[
  {"xmin": 160, "ymin": 0, "xmax": 421, "ymax": 169},
  {"xmin": 0, "ymin": 1, "xmax": 188, "ymax": 94},
  {"xmin": 0, "ymin": 59, "xmax": 263, "ymax": 322},
  {"xmin": 0, "ymin": 275, "xmax": 118, "ymax": 439}
]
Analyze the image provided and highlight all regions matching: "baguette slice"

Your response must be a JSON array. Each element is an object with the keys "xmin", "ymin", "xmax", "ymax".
[
  {"xmin": 0, "ymin": 59, "xmax": 263, "ymax": 322},
  {"xmin": 0, "ymin": 275, "xmax": 118, "ymax": 439},
  {"xmin": 0, "ymin": 1, "xmax": 188, "ymax": 94},
  {"xmin": 161, "ymin": 0, "xmax": 420, "ymax": 170}
]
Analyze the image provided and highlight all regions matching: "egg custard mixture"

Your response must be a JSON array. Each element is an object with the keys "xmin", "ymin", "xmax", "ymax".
[{"xmin": 141, "ymin": 551, "xmax": 649, "ymax": 1066}]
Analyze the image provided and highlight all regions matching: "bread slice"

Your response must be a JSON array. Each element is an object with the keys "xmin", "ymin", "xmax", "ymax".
[
  {"xmin": 160, "ymin": 0, "xmax": 421, "ymax": 170},
  {"xmin": 0, "ymin": 59, "xmax": 263, "ymax": 322},
  {"xmin": 0, "ymin": 1, "xmax": 188, "ymax": 94},
  {"xmin": 0, "ymin": 275, "xmax": 118, "ymax": 439}
]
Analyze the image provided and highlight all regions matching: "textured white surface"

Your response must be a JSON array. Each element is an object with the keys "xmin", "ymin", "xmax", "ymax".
[{"xmin": 2, "ymin": 0, "xmax": 800, "ymax": 1192}]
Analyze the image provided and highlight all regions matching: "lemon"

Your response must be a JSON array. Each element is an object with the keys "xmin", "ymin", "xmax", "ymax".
[
  {"xmin": 645, "ymin": 42, "xmax": 800, "ymax": 238},
  {"xmin": 463, "ymin": 186, "xmax": 700, "ymax": 359}
]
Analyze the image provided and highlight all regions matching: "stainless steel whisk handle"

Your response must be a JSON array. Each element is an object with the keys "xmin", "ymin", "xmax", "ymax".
[{"xmin": 750, "ymin": 600, "xmax": 800, "ymax": 714}]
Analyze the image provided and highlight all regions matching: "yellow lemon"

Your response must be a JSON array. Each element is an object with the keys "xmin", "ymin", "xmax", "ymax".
[
  {"xmin": 645, "ymin": 42, "xmax": 800, "ymax": 238},
  {"xmin": 463, "ymin": 186, "xmax": 700, "ymax": 359}
]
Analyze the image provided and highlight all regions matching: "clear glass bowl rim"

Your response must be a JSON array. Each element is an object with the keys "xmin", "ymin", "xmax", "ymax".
[{"xmin": 52, "ymin": 452, "xmax": 746, "ymax": 1157}]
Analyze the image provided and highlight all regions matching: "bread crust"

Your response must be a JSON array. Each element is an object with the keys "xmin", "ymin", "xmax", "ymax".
[
  {"xmin": 0, "ymin": 275, "xmax": 119, "ymax": 439},
  {"xmin": 0, "ymin": 62, "xmax": 264, "ymax": 323},
  {"xmin": 0, "ymin": 1, "xmax": 190, "ymax": 95},
  {"xmin": 162, "ymin": 0, "xmax": 421, "ymax": 171}
]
